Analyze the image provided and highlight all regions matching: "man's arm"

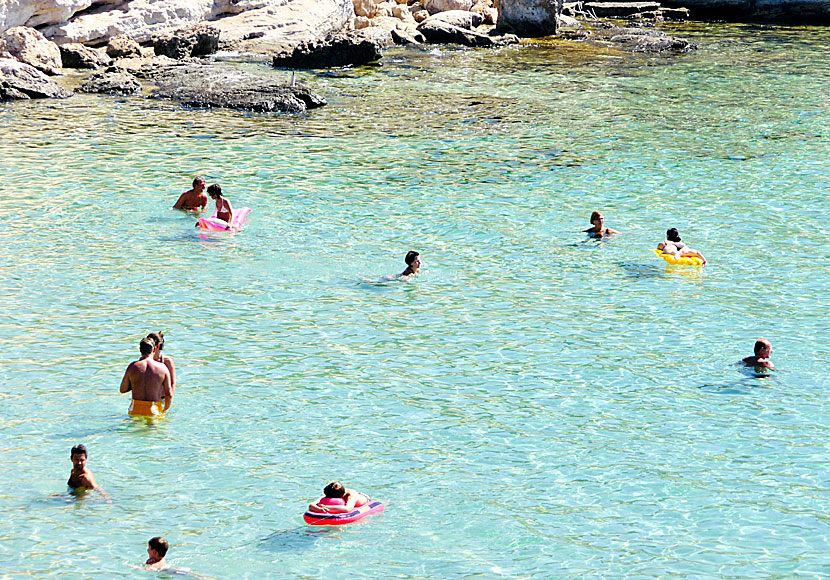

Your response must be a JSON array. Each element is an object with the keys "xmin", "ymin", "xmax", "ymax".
[
  {"xmin": 162, "ymin": 370, "xmax": 173, "ymax": 412},
  {"xmin": 120, "ymin": 367, "xmax": 132, "ymax": 393},
  {"xmin": 172, "ymin": 191, "xmax": 188, "ymax": 210},
  {"xmin": 83, "ymin": 471, "xmax": 109, "ymax": 498}
]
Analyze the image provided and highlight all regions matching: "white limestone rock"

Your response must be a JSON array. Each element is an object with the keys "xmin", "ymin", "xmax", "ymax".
[{"xmin": 353, "ymin": 0, "xmax": 377, "ymax": 17}]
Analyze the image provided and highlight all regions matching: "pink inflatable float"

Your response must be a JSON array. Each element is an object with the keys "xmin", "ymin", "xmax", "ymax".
[
  {"xmin": 196, "ymin": 207, "xmax": 251, "ymax": 231},
  {"xmin": 303, "ymin": 497, "xmax": 385, "ymax": 526}
]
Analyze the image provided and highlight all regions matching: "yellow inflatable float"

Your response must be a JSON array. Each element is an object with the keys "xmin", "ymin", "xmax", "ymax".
[{"xmin": 653, "ymin": 249, "xmax": 705, "ymax": 266}]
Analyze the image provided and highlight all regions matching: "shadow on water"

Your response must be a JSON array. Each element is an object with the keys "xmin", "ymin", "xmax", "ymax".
[
  {"xmin": 698, "ymin": 365, "xmax": 780, "ymax": 394},
  {"xmin": 257, "ymin": 527, "xmax": 335, "ymax": 554},
  {"xmin": 616, "ymin": 261, "xmax": 667, "ymax": 279}
]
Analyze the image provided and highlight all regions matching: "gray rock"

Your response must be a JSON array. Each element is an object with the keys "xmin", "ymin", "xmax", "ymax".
[
  {"xmin": 79, "ymin": 70, "xmax": 142, "ymax": 94},
  {"xmin": 417, "ymin": 18, "xmax": 495, "ymax": 45},
  {"xmin": 0, "ymin": 57, "xmax": 71, "ymax": 100},
  {"xmin": 605, "ymin": 27, "xmax": 696, "ymax": 52},
  {"xmin": 583, "ymin": 2, "xmax": 661, "ymax": 17},
  {"xmin": 422, "ymin": 9, "xmax": 484, "ymax": 28},
  {"xmin": 106, "ymin": 36, "xmax": 142, "ymax": 59},
  {"xmin": 153, "ymin": 24, "xmax": 220, "ymax": 60},
  {"xmin": 659, "ymin": 7, "xmax": 690, "ymax": 18},
  {"xmin": 272, "ymin": 34, "xmax": 382, "ymax": 69},
  {"xmin": 497, "ymin": 0, "xmax": 558, "ymax": 36},
  {"xmin": 391, "ymin": 28, "xmax": 426, "ymax": 44},
  {"xmin": 59, "ymin": 43, "xmax": 112, "ymax": 69},
  {"xmin": 145, "ymin": 63, "xmax": 327, "ymax": 113},
  {"xmin": 0, "ymin": 26, "xmax": 62, "ymax": 75}
]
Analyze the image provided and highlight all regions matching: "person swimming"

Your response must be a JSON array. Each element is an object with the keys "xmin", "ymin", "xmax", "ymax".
[
  {"xmin": 307, "ymin": 481, "xmax": 370, "ymax": 514},
  {"xmin": 67, "ymin": 444, "xmax": 108, "ymax": 498},
  {"xmin": 583, "ymin": 211, "xmax": 620, "ymax": 237},
  {"xmin": 398, "ymin": 250, "xmax": 421, "ymax": 281},
  {"xmin": 657, "ymin": 228, "xmax": 706, "ymax": 264},
  {"xmin": 741, "ymin": 337, "xmax": 776, "ymax": 370}
]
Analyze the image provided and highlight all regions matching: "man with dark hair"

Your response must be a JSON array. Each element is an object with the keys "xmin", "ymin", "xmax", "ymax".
[
  {"xmin": 399, "ymin": 250, "xmax": 421, "ymax": 281},
  {"xmin": 172, "ymin": 176, "xmax": 208, "ymax": 211},
  {"xmin": 120, "ymin": 338, "xmax": 172, "ymax": 417},
  {"xmin": 146, "ymin": 537, "xmax": 169, "ymax": 570},
  {"xmin": 742, "ymin": 338, "xmax": 776, "ymax": 370},
  {"xmin": 67, "ymin": 444, "xmax": 107, "ymax": 497}
]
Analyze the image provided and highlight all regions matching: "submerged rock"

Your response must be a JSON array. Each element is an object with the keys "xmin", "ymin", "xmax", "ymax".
[
  {"xmin": 272, "ymin": 33, "xmax": 382, "ymax": 69},
  {"xmin": 80, "ymin": 69, "xmax": 142, "ymax": 95},
  {"xmin": 0, "ymin": 26, "xmax": 62, "ymax": 75},
  {"xmin": 604, "ymin": 25, "xmax": 696, "ymax": 52},
  {"xmin": 59, "ymin": 43, "xmax": 112, "ymax": 69},
  {"xmin": 146, "ymin": 63, "xmax": 327, "ymax": 113},
  {"xmin": 0, "ymin": 57, "xmax": 71, "ymax": 100}
]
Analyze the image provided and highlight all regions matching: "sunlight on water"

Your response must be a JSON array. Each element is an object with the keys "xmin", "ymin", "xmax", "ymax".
[{"xmin": 1, "ymin": 22, "xmax": 829, "ymax": 580}]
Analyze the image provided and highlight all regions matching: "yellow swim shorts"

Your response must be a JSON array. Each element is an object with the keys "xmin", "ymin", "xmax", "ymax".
[{"xmin": 128, "ymin": 400, "xmax": 165, "ymax": 417}]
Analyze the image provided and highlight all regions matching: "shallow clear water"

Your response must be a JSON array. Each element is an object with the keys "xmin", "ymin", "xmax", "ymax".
[{"xmin": 1, "ymin": 22, "xmax": 829, "ymax": 579}]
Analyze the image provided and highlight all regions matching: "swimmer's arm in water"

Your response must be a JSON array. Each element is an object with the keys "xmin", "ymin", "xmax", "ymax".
[{"xmin": 605, "ymin": 227, "xmax": 620, "ymax": 234}]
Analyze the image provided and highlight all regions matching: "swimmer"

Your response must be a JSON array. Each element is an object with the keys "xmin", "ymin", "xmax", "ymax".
[
  {"xmin": 206, "ymin": 184, "xmax": 234, "ymax": 229},
  {"xmin": 120, "ymin": 338, "xmax": 172, "ymax": 416},
  {"xmin": 307, "ymin": 481, "xmax": 370, "ymax": 514},
  {"xmin": 657, "ymin": 227, "xmax": 706, "ymax": 264},
  {"xmin": 145, "ymin": 537, "xmax": 169, "ymax": 571},
  {"xmin": 147, "ymin": 331, "xmax": 176, "ymax": 395},
  {"xmin": 173, "ymin": 177, "xmax": 208, "ymax": 212},
  {"xmin": 67, "ymin": 444, "xmax": 108, "ymax": 498},
  {"xmin": 583, "ymin": 211, "xmax": 620, "ymax": 237},
  {"xmin": 741, "ymin": 337, "xmax": 776, "ymax": 370},
  {"xmin": 398, "ymin": 250, "xmax": 421, "ymax": 281}
]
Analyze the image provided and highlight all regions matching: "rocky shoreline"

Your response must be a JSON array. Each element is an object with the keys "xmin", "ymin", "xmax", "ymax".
[{"xmin": 1, "ymin": 0, "xmax": 705, "ymax": 109}]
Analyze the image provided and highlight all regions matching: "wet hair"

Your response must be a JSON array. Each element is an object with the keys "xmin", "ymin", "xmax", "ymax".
[
  {"xmin": 404, "ymin": 251, "xmax": 420, "ymax": 266},
  {"xmin": 147, "ymin": 331, "xmax": 164, "ymax": 351},
  {"xmin": 666, "ymin": 228, "xmax": 681, "ymax": 242},
  {"xmin": 71, "ymin": 444, "xmax": 87, "ymax": 457},
  {"xmin": 754, "ymin": 338, "xmax": 771, "ymax": 356},
  {"xmin": 323, "ymin": 481, "xmax": 346, "ymax": 498},
  {"xmin": 139, "ymin": 338, "xmax": 155, "ymax": 356},
  {"xmin": 148, "ymin": 537, "xmax": 168, "ymax": 558},
  {"xmin": 192, "ymin": 176, "xmax": 205, "ymax": 187},
  {"xmin": 207, "ymin": 184, "xmax": 222, "ymax": 198},
  {"xmin": 590, "ymin": 211, "xmax": 603, "ymax": 223}
]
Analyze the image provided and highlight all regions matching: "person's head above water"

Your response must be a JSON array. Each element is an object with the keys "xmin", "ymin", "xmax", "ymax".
[
  {"xmin": 71, "ymin": 444, "xmax": 87, "ymax": 458},
  {"xmin": 323, "ymin": 481, "xmax": 346, "ymax": 498},
  {"xmin": 207, "ymin": 184, "xmax": 222, "ymax": 199},
  {"xmin": 139, "ymin": 338, "xmax": 154, "ymax": 356},
  {"xmin": 147, "ymin": 331, "xmax": 165, "ymax": 351},
  {"xmin": 666, "ymin": 228, "xmax": 681, "ymax": 243},
  {"xmin": 192, "ymin": 176, "xmax": 206, "ymax": 190},
  {"xmin": 405, "ymin": 251, "xmax": 420, "ymax": 266},
  {"xmin": 590, "ymin": 211, "xmax": 604, "ymax": 225},
  {"xmin": 147, "ymin": 537, "xmax": 168, "ymax": 562},
  {"xmin": 754, "ymin": 337, "xmax": 772, "ymax": 357}
]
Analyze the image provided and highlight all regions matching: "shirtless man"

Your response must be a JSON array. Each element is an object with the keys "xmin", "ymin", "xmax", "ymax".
[
  {"xmin": 742, "ymin": 338, "xmax": 776, "ymax": 370},
  {"xmin": 172, "ymin": 176, "xmax": 208, "ymax": 211},
  {"xmin": 120, "ymin": 338, "xmax": 172, "ymax": 416},
  {"xmin": 67, "ymin": 444, "xmax": 108, "ymax": 497},
  {"xmin": 307, "ymin": 481, "xmax": 370, "ymax": 514}
]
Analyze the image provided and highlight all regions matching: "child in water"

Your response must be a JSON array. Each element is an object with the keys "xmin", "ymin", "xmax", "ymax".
[
  {"xmin": 307, "ymin": 481, "xmax": 369, "ymax": 514},
  {"xmin": 207, "ymin": 184, "xmax": 234, "ymax": 229}
]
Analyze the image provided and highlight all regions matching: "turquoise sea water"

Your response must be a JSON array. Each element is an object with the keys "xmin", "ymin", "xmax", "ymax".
[{"xmin": 1, "ymin": 22, "xmax": 829, "ymax": 579}]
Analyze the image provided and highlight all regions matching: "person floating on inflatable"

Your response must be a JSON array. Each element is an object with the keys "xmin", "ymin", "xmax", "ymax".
[
  {"xmin": 196, "ymin": 184, "xmax": 251, "ymax": 232},
  {"xmin": 304, "ymin": 481, "xmax": 385, "ymax": 525},
  {"xmin": 741, "ymin": 337, "xmax": 776, "ymax": 370},
  {"xmin": 656, "ymin": 227, "xmax": 706, "ymax": 265},
  {"xmin": 583, "ymin": 211, "xmax": 620, "ymax": 237}
]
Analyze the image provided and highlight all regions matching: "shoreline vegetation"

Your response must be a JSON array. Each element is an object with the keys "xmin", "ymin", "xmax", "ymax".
[{"xmin": 0, "ymin": 0, "xmax": 823, "ymax": 109}]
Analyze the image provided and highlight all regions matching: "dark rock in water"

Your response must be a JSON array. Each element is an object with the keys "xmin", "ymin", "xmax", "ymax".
[
  {"xmin": 497, "ymin": 0, "xmax": 558, "ymax": 37},
  {"xmin": 272, "ymin": 34, "xmax": 382, "ymax": 69},
  {"xmin": 0, "ymin": 57, "xmax": 71, "ymax": 100},
  {"xmin": 660, "ymin": 7, "xmax": 690, "ymax": 18},
  {"xmin": 584, "ymin": 2, "xmax": 661, "ymax": 17},
  {"xmin": 153, "ymin": 24, "xmax": 220, "ymax": 60},
  {"xmin": 106, "ymin": 36, "xmax": 142, "ymax": 59},
  {"xmin": 606, "ymin": 27, "xmax": 696, "ymax": 52},
  {"xmin": 80, "ymin": 70, "xmax": 142, "ymax": 95},
  {"xmin": 417, "ymin": 19, "xmax": 495, "ymax": 45},
  {"xmin": 60, "ymin": 43, "xmax": 113, "ymax": 69},
  {"xmin": 146, "ymin": 63, "xmax": 326, "ymax": 113},
  {"xmin": 422, "ymin": 9, "xmax": 485, "ymax": 29},
  {"xmin": 391, "ymin": 28, "xmax": 426, "ymax": 45}
]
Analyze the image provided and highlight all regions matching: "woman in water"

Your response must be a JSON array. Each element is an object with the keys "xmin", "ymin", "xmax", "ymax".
[
  {"xmin": 583, "ymin": 211, "xmax": 620, "ymax": 237},
  {"xmin": 147, "ymin": 331, "xmax": 176, "ymax": 395},
  {"xmin": 657, "ymin": 228, "xmax": 706, "ymax": 264},
  {"xmin": 207, "ymin": 184, "xmax": 234, "ymax": 229},
  {"xmin": 398, "ymin": 250, "xmax": 421, "ymax": 281}
]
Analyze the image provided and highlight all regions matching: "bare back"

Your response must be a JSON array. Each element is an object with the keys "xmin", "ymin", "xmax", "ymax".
[{"xmin": 121, "ymin": 357, "xmax": 171, "ymax": 402}]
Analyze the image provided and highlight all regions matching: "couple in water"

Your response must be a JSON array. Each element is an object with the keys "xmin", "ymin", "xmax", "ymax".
[
  {"xmin": 120, "ymin": 332, "xmax": 176, "ymax": 417},
  {"xmin": 173, "ymin": 177, "xmax": 236, "ymax": 230},
  {"xmin": 583, "ymin": 212, "xmax": 707, "ymax": 264}
]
